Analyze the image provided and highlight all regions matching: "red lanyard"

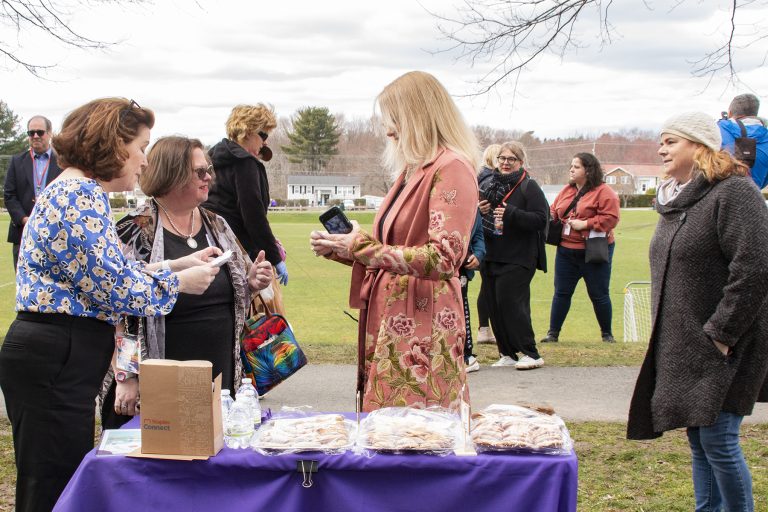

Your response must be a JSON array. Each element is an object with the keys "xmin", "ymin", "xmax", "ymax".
[{"xmin": 30, "ymin": 149, "xmax": 51, "ymax": 193}]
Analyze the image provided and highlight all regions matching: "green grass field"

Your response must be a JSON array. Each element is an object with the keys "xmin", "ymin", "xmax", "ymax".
[{"xmin": 0, "ymin": 210, "xmax": 656, "ymax": 365}]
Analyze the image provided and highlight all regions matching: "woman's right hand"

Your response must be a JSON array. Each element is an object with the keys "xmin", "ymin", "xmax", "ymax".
[
  {"xmin": 170, "ymin": 246, "xmax": 221, "ymax": 271},
  {"xmin": 478, "ymin": 199, "xmax": 491, "ymax": 215},
  {"xmin": 176, "ymin": 264, "xmax": 219, "ymax": 294},
  {"xmin": 310, "ymin": 230, "xmax": 335, "ymax": 258}
]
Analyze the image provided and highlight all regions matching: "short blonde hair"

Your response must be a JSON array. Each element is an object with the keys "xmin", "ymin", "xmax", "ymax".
[
  {"xmin": 498, "ymin": 141, "xmax": 527, "ymax": 164},
  {"xmin": 141, "ymin": 136, "xmax": 211, "ymax": 197},
  {"xmin": 482, "ymin": 144, "xmax": 501, "ymax": 169},
  {"xmin": 377, "ymin": 71, "xmax": 479, "ymax": 176},
  {"xmin": 225, "ymin": 104, "xmax": 277, "ymax": 145}
]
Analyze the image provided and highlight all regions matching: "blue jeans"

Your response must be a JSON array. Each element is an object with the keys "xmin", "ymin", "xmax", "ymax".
[
  {"xmin": 687, "ymin": 411, "xmax": 753, "ymax": 512},
  {"xmin": 548, "ymin": 244, "xmax": 615, "ymax": 335}
]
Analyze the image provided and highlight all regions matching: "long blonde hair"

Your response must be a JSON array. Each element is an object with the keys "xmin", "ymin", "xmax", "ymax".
[
  {"xmin": 376, "ymin": 71, "xmax": 479, "ymax": 178},
  {"xmin": 693, "ymin": 146, "xmax": 749, "ymax": 182}
]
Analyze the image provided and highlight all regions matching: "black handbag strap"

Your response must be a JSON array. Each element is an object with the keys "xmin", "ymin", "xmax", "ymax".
[{"xmin": 561, "ymin": 187, "xmax": 586, "ymax": 219}]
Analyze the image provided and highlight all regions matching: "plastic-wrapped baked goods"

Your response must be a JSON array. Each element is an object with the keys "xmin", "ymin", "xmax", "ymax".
[
  {"xmin": 357, "ymin": 407, "xmax": 462, "ymax": 455},
  {"xmin": 252, "ymin": 413, "xmax": 355, "ymax": 454},
  {"xmin": 470, "ymin": 404, "xmax": 572, "ymax": 454}
]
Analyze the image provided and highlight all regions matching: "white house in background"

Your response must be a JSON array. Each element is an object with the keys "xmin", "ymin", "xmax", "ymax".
[
  {"xmin": 362, "ymin": 195, "xmax": 385, "ymax": 210},
  {"xmin": 602, "ymin": 164, "xmax": 665, "ymax": 194},
  {"xmin": 287, "ymin": 175, "xmax": 361, "ymax": 206}
]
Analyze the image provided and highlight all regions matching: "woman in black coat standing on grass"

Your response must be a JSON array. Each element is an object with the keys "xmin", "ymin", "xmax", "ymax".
[
  {"xmin": 479, "ymin": 141, "xmax": 548, "ymax": 370},
  {"xmin": 628, "ymin": 112, "xmax": 768, "ymax": 512}
]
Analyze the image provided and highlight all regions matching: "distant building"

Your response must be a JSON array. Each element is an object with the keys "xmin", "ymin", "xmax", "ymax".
[
  {"xmin": 603, "ymin": 164, "xmax": 665, "ymax": 195},
  {"xmin": 287, "ymin": 175, "xmax": 361, "ymax": 206}
]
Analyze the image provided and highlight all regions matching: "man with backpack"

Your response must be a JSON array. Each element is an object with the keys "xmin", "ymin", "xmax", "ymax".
[{"xmin": 718, "ymin": 93, "xmax": 768, "ymax": 189}]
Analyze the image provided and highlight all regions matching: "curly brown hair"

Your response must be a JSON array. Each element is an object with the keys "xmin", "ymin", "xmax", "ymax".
[{"xmin": 53, "ymin": 98, "xmax": 155, "ymax": 181}]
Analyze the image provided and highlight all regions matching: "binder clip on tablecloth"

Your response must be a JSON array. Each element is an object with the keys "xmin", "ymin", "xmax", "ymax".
[{"xmin": 297, "ymin": 460, "xmax": 318, "ymax": 488}]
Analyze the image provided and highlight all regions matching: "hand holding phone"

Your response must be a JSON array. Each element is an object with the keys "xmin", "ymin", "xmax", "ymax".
[
  {"xmin": 319, "ymin": 206, "xmax": 353, "ymax": 234},
  {"xmin": 210, "ymin": 249, "xmax": 233, "ymax": 267}
]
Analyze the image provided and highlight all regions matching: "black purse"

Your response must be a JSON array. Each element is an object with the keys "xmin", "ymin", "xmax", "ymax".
[
  {"xmin": 546, "ymin": 188, "xmax": 586, "ymax": 246},
  {"xmin": 585, "ymin": 236, "xmax": 609, "ymax": 264}
]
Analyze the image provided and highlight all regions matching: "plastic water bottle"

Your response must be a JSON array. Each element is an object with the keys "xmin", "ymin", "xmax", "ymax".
[
  {"xmin": 224, "ymin": 401, "xmax": 254, "ymax": 449},
  {"xmin": 236, "ymin": 378, "xmax": 262, "ymax": 426},
  {"xmin": 221, "ymin": 389, "xmax": 234, "ymax": 422}
]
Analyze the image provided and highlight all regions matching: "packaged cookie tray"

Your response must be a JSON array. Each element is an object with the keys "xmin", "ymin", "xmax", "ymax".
[
  {"xmin": 470, "ymin": 404, "xmax": 573, "ymax": 455},
  {"xmin": 251, "ymin": 413, "xmax": 357, "ymax": 455},
  {"xmin": 356, "ymin": 407, "xmax": 463, "ymax": 456}
]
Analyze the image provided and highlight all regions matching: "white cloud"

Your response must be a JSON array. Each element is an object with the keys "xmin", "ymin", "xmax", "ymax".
[{"xmin": 1, "ymin": 0, "xmax": 766, "ymax": 144}]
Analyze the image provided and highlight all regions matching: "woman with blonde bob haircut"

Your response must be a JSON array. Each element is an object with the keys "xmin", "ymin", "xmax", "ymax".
[
  {"xmin": 311, "ymin": 71, "xmax": 479, "ymax": 411},
  {"xmin": 203, "ymin": 103, "xmax": 289, "ymax": 288},
  {"xmin": 628, "ymin": 111, "xmax": 768, "ymax": 511}
]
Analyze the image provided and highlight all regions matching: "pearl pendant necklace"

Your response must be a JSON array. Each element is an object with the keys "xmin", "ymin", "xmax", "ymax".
[{"xmin": 156, "ymin": 200, "xmax": 198, "ymax": 249}]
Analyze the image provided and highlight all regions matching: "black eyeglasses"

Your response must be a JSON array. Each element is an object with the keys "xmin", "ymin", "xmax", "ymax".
[
  {"xmin": 120, "ymin": 99, "xmax": 142, "ymax": 123},
  {"xmin": 497, "ymin": 156, "xmax": 519, "ymax": 163},
  {"xmin": 258, "ymin": 131, "xmax": 268, "ymax": 142},
  {"xmin": 27, "ymin": 130, "xmax": 46, "ymax": 137},
  {"xmin": 192, "ymin": 165, "xmax": 214, "ymax": 180}
]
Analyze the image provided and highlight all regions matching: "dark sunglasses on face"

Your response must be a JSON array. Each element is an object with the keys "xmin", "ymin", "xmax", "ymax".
[
  {"xmin": 27, "ymin": 130, "xmax": 46, "ymax": 137},
  {"xmin": 258, "ymin": 131, "xmax": 268, "ymax": 142},
  {"xmin": 192, "ymin": 165, "xmax": 214, "ymax": 180}
]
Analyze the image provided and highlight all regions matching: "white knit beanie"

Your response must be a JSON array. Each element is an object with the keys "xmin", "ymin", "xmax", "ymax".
[{"xmin": 660, "ymin": 112, "xmax": 722, "ymax": 152}]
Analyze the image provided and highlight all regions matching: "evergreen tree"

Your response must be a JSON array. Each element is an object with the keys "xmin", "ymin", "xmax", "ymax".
[
  {"xmin": 0, "ymin": 100, "xmax": 28, "ymax": 155},
  {"xmin": 282, "ymin": 107, "xmax": 340, "ymax": 173}
]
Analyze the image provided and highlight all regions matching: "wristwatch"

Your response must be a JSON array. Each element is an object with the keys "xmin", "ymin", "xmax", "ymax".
[{"xmin": 115, "ymin": 370, "xmax": 137, "ymax": 383}]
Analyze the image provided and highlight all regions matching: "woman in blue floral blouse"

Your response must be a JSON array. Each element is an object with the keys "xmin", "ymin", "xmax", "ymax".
[{"xmin": 0, "ymin": 98, "xmax": 220, "ymax": 512}]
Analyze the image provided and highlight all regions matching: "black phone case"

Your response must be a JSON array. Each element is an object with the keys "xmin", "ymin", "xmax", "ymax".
[{"xmin": 319, "ymin": 206, "xmax": 353, "ymax": 234}]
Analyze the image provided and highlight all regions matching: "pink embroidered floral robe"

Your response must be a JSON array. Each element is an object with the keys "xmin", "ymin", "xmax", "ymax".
[{"xmin": 348, "ymin": 148, "xmax": 478, "ymax": 412}]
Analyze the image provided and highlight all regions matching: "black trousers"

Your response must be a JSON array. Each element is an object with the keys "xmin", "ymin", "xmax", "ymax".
[
  {"xmin": 485, "ymin": 263, "xmax": 540, "ymax": 360},
  {"xmin": 0, "ymin": 312, "xmax": 114, "ymax": 512},
  {"xmin": 477, "ymin": 268, "xmax": 491, "ymax": 328}
]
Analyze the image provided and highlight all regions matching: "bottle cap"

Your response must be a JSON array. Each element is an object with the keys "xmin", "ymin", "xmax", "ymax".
[
  {"xmin": 242, "ymin": 378, "xmax": 252, "ymax": 384},
  {"xmin": 221, "ymin": 389, "xmax": 230, "ymax": 395}
]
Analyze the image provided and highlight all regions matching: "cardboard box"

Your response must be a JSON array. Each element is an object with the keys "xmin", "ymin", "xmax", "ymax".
[{"xmin": 138, "ymin": 359, "xmax": 223, "ymax": 460}]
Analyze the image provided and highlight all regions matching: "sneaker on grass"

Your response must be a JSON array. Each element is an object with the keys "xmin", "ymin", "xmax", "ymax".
[
  {"xmin": 515, "ymin": 355, "xmax": 544, "ymax": 370},
  {"xmin": 466, "ymin": 356, "xmax": 480, "ymax": 373},
  {"xmin": 477, "ymin": 326, "xmax": 496, "ymax": 344},
  {"xmin": 491, "ymin": 355, "xmax": 516, "ymax": 367}
]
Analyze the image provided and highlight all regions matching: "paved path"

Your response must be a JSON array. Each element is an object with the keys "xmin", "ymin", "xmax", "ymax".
[
  {"xmin": 262, "ymin": 364, "xmax": 768, "ymax": 423},
  {"xmin": 2, "ymin": 365, "xmax": 766, "ymax": 423}
]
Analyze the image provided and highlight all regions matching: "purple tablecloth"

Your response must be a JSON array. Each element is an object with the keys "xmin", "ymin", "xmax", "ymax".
[{"xmin": 54, "ymin": 416, "xmax": 577, "ymax": 512}]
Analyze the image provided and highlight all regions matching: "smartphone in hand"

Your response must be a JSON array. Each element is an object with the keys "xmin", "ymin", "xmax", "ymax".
[{"xmin": 319, "ymin": 206, "xmax": 353, "ymax": 234}]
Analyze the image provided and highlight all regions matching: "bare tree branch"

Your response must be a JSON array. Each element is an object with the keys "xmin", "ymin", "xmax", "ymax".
[
  {"xmin": 429, "ymin": 0, "xmax": 768, "ymax": 95},
  {"xmin": 0, "ymin": 0, "xmax": 147, "ymax": 78}
]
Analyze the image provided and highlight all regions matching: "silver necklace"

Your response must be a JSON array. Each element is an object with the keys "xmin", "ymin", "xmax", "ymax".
[{"xmin": 156, "ymin": 200, "xmax": 198, "ymax": 249}]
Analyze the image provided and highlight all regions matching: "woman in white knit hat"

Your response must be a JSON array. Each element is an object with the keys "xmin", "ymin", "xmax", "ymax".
[{"xmin": 628, "ymin": 111, "xmax": 768, "ymax": 511}]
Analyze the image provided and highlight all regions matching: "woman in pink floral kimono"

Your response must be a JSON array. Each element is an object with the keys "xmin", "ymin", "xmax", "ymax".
[{"xmin": 311, "ymin": 71, "xmax": 479, "ymax": 412}]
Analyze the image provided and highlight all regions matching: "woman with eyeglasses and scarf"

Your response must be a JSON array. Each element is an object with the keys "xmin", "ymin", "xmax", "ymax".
[
  {"xmin": 479, "ymin": 141, "xmax": 549, "ymax": 370},
  {"xmin": 0, "ymin": 99, "xmax": 220, "ymax": 512},
  {"xmin": 100, "ymin": 136, "xmax": 274, "ymax": 429},
  {"xmin": 203, "ymin": 104, "xmax": 289, "ymax": 290}
]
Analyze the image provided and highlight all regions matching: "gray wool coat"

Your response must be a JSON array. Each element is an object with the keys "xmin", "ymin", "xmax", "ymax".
[{"xmin": 627, "ymin": 174, "xmax": 768, "ymax": 440}]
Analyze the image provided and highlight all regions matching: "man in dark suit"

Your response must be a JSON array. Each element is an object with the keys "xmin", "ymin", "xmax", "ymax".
[{"xmin": 4, "ymin": 115, "xmax": 63, "ymax": 269}]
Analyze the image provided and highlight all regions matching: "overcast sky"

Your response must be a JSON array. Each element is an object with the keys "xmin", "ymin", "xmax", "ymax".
[{"xmin": 1, "ymin": 0, "xmax": 766, "ymax": 145}]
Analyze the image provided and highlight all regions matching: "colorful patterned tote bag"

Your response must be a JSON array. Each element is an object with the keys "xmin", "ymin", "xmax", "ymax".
[{"xmin": 240, "ymin": 295, "xmax": 308, "ymax": 395}]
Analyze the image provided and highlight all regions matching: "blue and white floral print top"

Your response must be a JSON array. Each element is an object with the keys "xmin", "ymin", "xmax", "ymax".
[{"xmin": 15, "ymin": 178, "xmax": 179, "ymax": 325}]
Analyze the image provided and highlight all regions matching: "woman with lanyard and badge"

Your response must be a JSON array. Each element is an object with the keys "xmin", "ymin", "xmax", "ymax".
[
  {"xmin": 479, "ymin": 141, "xmax": 549, "ymax": 370},
  {"xmin": 541, "ymin": 153, "xmax": 620, "ymax": 344}
]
